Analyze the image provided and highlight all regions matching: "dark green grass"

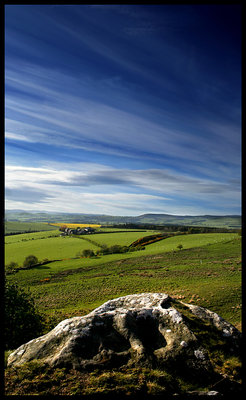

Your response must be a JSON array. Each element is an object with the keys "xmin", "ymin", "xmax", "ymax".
[
  {"xmin": 4, "ymin": 236, "xmax": 241, "ymax": 396},
  {"xmin": 2, "ymin": 362, "xmax": 216, "ymax": 395}
]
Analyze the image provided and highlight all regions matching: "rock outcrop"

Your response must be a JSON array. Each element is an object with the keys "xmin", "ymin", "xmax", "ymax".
[{"xmin": 8, "ymin": 293, "xmax": 241, "ymax": 380}]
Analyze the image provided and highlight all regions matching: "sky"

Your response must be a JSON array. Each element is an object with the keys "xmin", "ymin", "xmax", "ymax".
[{"xmin": 5, "ymin": 4, "xmax": 241, "ymax": 216}]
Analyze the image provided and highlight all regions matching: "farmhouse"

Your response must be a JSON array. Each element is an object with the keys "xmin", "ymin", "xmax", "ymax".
[{"xmin": 60, "ymin": 226, "xmax": 95, "ymax": 236}]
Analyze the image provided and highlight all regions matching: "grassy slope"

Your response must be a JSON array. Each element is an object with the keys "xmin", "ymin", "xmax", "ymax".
[
  {"xmin": 5, "ymin": 230, "xmax": 236, "ymax": 265},
  {"xmin": 5, "ymin": 221, "xmax": 58, "ymax": 234},
  {"xmin": 6, "ymin": 233, "xmax": 241, "ymax": 331},
  {"xmin": 4, "ymin": 230, "xmax": 159, "ymax": 265},
  {"xmin": 5, "ymin": 232, "xmax": 241, "ymax": 396},
  {"xmin": 136, "ymin": 215, "xmax": 241, "ymax": 228}
]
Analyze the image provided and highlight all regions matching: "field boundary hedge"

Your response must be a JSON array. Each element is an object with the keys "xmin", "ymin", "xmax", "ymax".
[{"xmin": 129, "ymin": 233, "xmax": 175, "ymax": 248}]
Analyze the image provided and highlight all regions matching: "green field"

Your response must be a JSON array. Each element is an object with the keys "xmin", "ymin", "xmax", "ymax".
[
  {"xmin": 5, "ymin": 230, "xmax": 241, "ymax": 331},
  {"xmin": 5, "ymin": 230, "xmax": 236, "ymax": 266},
  {"xmin": 5, "ymin": 221, "xmax": 58, "ymax": 234},
  {"xmin": 4, "ymin": 228, "xmax": 242, "ymax": 395},
  {"xmin": 4, "ymin": 229, "xmax": 160, "ymax": 265}
]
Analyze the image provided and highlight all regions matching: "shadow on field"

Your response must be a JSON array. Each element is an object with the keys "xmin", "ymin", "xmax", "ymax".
[{"xmin": 35, "ymin": 265, "xmax": 51, "ymax": 270}]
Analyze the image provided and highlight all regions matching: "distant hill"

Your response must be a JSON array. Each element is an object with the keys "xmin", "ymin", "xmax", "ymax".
[
  {"xmin": 135, "ymin": 213, "xmax": 241, "ymax": 228},
  {"xmin": 4, "ymin": 210, "xmax": 241, "ymax": 229}
]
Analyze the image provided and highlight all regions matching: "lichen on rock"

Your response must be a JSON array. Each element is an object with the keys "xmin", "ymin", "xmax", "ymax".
[{"xmin": 7, "ymin": 292, "xmax": 241, "ymax": 386}]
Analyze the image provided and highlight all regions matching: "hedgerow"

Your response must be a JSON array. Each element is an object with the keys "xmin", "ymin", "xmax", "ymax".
[{"xmin": 129, "ymin": 234, "xmax": 170, "ymax": 248}]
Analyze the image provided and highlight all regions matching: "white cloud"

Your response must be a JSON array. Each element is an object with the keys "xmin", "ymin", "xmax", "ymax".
[
  {"xmin": 5, "ymin": 165, "xmax": 76, "ymax": 187},
  {"xmin": 5, "ymin": 162, "xmax": 241, "ymax": 215},
  {"xmin": 4, "ymin": 6, "xmax": 241, "ymax": 217},
  {"xmin": 5, "ymin": 186, "xmax": 167, "ymax": 215},
  {"xmin": 5, "ymin": 131, "xmax": 34, "ymax": 142}
]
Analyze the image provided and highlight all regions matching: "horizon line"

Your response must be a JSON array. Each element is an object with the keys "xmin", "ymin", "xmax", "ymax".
[{"xmin": 5, "ymin": 209, "xmax": 241, "ymax": 218}]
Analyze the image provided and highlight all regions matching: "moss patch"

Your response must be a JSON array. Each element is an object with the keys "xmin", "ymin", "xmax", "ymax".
[
  {"xmin": 4, "ymin": 362, "xmax": 184, "ymax": 395},
  {"xmin": 5, "ymin": 356, "xmax": 242, "ymax": 396},
  {"xmin": 169, "ymin": 299, "xmax": 242, "ymax": 382}
]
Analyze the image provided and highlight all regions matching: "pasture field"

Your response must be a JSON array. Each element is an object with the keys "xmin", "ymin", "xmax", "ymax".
[
  {"xmin": 5, "ymin": 221, "xmax": 58, "ymax": 234},
  {"xmin": 5, "ymin": 229, "xmax": 61, "ymax": 243},
  {"xmin": 4, "ymin": 229, "xmax": 160, "ymax": 266},
  {"xmin": 5, "ymin": 230, "xmax": 236, "ymax": 266},
  {"xmin": 5, "ymin": 231, "xmax": 241, "ymax": 331}
]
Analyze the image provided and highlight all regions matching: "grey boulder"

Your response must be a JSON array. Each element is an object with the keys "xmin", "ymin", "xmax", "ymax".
[{"xmin": 7, "ymin": 293, "xmax": 241, "ymax": 377}]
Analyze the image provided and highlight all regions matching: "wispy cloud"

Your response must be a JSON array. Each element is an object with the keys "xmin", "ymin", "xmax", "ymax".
[
  {"xmin": 5, "ymin": 5, "xmax": 241, "ymax": 215},
  {"xmin": 5, "ymin": 63, "xmax": 240, "ymax": 169},
  {"xmin": 5, "ymin": 163, "xmax": 241, "ymax": 215},
  {"xmin": 5, "ymin": 187, "xmax": 51, "ymax": 203}
]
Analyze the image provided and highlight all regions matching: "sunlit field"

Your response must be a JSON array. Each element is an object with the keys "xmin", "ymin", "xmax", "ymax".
[
  {"xmin": 47, "ymin": 223, "xmax": 101, "ymax": 228},
  {"xmin": 5, "ymin": 231, "xmax": 241, "ymax": 331}
]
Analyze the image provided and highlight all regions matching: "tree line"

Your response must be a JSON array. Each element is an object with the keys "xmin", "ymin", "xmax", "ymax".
[{"xmin": 103, "ymin": 223, "xmax": 239, "ymax": 233}]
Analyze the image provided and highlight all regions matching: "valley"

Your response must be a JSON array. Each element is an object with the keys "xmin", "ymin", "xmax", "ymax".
[{"xmin": 5, "ymin": 223, "xmax": 241, "ymax": 331}]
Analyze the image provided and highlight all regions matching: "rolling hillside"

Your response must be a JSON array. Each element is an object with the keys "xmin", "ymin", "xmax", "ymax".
[{"xmin": 5, "ymin": 210, "xmax": 241, "ymax": 228}]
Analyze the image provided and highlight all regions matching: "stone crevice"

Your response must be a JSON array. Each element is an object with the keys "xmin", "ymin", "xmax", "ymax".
[{"xmin": 8, "ymin": 293, "xmax": 241, "ymax": 374}]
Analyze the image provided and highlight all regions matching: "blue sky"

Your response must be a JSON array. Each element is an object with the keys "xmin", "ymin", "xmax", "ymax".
[{"xmin": 5, "ymin": 4, "xmax": 241, "ymax": 215}]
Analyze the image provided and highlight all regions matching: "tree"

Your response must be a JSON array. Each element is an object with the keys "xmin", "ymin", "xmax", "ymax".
[
  {"xmin": 109, "ymin": 245, "xmax": 128, "ymax": 254},
  {"xmin": 5, "ymin": 279, "xmax": 44, "ymax": 349},
  {"xmin": 5, "ymin": 261, "xmax": 19, "ymax": 274},
  {"xmin": 82, "ymin": 249, "xmax": 95, "ymax": 258},
  {"xmin": 23, "ymin": 255, "xmax": 38, "ymax": 269},
  {"xmin": 99, "ymin": 245, "xmax": 110, "ymax": 255}
]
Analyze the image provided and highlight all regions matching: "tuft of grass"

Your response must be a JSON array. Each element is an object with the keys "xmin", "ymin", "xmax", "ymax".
[
  {"xmin": 4, "ymin": 364, "xmax": 182, "ymax": 395},
  {"xmin": 7, "ymin": 361, "xmax": 241, "ymax": 396}
]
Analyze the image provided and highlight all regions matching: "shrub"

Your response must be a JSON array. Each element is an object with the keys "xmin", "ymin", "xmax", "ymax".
[
  {"xmin": 130, "ymin": 234, "xmax": 168, "ymax": 248},
  {"xmin": 5, "ymin": 261, "xmax": 19, "ymax": 274},
  {"xmin": 128, "ymin": 245, "xmax": 145, "ymax": 252},
  {"xmin": 82, "ymin": 249, "xmax": 95, "ymax": 258},
  {"xmin": 98, "ymin": 245, "xmax": 110, "ymax": 255},
  {"xmin": 5, "ymin": 278, "xmax": 44, "ymax": 350},
  {"xmin": 97, "ymin": 245, "xmax": 129, "ymax": 255},
  {"xmin": 177, "ymin": 244, "xmax": 183, "ymax": 250},
  {"xmin": 110, "ymin": 245, "xmax": 122, "ymax": 253},
  {"xmin": 109, "ymin": 245, "xmax": 128, "ymax": 254},
  {"xmin": 23, "ymin": 255, "xmax": 39, "ymax": 269}
]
